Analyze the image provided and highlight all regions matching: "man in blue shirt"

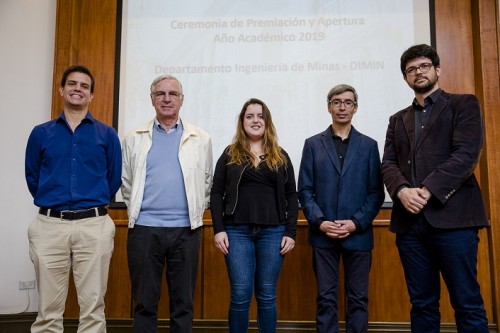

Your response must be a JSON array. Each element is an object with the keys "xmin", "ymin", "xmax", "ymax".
[{"xmin": 25, "ymin": 65, "xmax": 122, "ymax": 333}]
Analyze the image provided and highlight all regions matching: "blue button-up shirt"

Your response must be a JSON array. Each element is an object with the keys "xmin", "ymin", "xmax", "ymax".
[{"xmin": 25, "ymin": 112, "xmax": 122, "ymax": 210}]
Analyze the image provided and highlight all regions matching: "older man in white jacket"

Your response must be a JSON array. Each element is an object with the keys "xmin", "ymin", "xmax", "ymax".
[{"xmin": 121, "ymin": 74, "xmax": 213, "ymax": 333}]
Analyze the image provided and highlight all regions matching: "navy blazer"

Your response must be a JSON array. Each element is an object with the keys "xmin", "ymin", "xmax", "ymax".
[
  {"xmin": 298, "ymin": 126, "xmax": 384, "ymax": 250},
  {"xmin": 381, "ymin": 90, "xmax": 489, "ymax": 233}
]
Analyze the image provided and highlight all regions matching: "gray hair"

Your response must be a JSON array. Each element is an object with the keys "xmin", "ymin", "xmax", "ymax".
[{"xmin": 150, "ymin": 74, "xmax": 183, "ymax": 94}]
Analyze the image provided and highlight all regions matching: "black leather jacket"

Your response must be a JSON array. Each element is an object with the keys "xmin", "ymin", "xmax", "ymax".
[{"xmin": 210, "ymin": 147, "xmax": 298, "ymax": 239}]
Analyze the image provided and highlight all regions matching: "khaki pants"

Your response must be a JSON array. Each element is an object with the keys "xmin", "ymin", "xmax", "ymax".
[{"xmin": 28, "ymin": 213, "xmax": 115, "ymax": 333}]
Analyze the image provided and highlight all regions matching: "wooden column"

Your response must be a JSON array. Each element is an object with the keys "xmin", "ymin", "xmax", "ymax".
[{"xmin": 472, "ymin": 0, "xmax": 500, "ymax": 325}]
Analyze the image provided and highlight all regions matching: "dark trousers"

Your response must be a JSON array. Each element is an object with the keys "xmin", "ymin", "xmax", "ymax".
[
  {"xmin": 127, "ymin": 225, "xmax": 201, "ymax": 333},
  {"xmin": 396, "ymin": 217, "xmax": 488, "ymax": 333},
  {"xmin": 313, "ymin": 246, "xmax": 371, "ymax": 333}
]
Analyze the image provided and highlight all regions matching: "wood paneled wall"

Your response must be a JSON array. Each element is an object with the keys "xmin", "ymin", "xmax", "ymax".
[{"xmin": 52, "ymin": 0, "xmax": 500, "ymax": 327}]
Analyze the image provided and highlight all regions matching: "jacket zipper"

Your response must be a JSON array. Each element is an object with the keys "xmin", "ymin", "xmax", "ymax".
[{"xmin": 229, "ymin": 161, "xmax": 251, "ymax": 214}]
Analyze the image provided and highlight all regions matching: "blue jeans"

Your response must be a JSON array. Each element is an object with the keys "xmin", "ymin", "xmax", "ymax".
[
  {"xmin": 225, "ymin": 224, "xmax": 285, "ymax": 333},
  {"xmin": 396, "ymin": 218, "xmax": 488, "ymax": 333}
]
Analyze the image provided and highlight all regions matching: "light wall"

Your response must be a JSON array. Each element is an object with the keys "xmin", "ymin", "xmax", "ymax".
[{"xmin": 0, "ymin": 0, "xmax": 56, "ymax": 313}]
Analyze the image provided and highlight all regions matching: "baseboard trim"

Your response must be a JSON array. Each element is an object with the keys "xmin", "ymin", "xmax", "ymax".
[{"xmin": 0, "ymin": 314, "xmax": 497, "ymax": 333}]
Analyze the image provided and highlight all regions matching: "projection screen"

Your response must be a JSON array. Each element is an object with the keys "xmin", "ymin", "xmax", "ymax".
[{"xmin": 117, "ymin": 0, "xmax": 434, "ymax": 202}]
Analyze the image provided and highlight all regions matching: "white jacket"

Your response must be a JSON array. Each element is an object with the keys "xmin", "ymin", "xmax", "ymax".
[{"xmin": 121, "ymin": 118, "xmax": 213, "ymax": 229}]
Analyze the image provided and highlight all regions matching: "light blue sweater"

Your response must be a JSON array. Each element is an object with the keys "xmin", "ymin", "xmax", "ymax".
[{"xmin": 135, "ymin": 122, "xmax": 190, "ymax": 227}]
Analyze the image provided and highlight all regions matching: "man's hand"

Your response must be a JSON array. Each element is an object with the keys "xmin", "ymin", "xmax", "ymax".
[
  {"xmin": 397, "ymin": 187, "xmax": 431, "ymax": 214},
  {"xmin": 320, "ymin": 220, "xmax": 356, "ymax": 239}
]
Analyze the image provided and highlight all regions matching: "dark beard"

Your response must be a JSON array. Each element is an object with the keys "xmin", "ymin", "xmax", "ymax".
[{"xmin": 412, "ymin": 77, "xmax": 436, "ymax": 94}]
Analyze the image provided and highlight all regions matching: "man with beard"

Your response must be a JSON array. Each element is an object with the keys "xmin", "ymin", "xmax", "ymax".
[{"xmin": 381, "ymin": 44, "xmax": 489, "ymax": 332}]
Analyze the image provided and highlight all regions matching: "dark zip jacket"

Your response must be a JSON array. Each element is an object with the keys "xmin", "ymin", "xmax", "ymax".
[{"xmin": 210, "ymin": 147, "xmax": 298, "ymax": 239}]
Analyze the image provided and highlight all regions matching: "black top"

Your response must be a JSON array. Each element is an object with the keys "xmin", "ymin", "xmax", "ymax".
[
  {"xmin": 210, "ymin": 147, "xmax": 299, "ymax": 239},
  {"xmin": 224, "ymin": 159, "xmax": 280, "ymax": 225}
]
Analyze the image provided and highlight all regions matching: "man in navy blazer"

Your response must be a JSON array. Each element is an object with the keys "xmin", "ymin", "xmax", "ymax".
[
  {"xmin": 298, "ymin": 84, "xmax": 384, "ymax": 333},
  {"xmin": 381, "ymin": 44, "xmax": 489, "ymax": 332}
]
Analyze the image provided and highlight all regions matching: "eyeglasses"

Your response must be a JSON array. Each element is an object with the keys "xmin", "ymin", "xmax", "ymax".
[
  {"xmin": 404, "ymin": 62, "xmax": 433, "ymax": 76},
  {"xmin": 329, "ymin": 99, "xmax": 357, "ymax": 109},
  {"xmin": 151, "ymin": 91, "xmax": 183, "ymax": 100}
]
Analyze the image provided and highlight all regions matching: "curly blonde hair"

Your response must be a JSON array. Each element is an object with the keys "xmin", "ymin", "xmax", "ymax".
[{"xmin": 227, "ymin": 98, "xmax": 286, "ymax": 170}]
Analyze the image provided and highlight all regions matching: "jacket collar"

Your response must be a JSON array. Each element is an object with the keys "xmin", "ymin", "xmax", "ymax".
[
  {"xmin": 402, "ymin": 89, "xmax": 448, "ymax": 149},
  {"xmin": 135, "ymin": 117, "xmax": 197, "ymax": 138},
  {"xmin": 320, "ymin": 125, "xmax": 362, "ymax": 175}
]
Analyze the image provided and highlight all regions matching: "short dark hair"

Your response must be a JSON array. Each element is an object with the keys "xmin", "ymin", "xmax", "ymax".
[
  {"xmin": 400, "ymin": 44, "xmax": 440, "ymax": 76},
  {"xmin": 60, "ymin": 65, "xmax": 95, "ymax": 93},
  {"xmin": 327, "ymin": 84, "xmax": 358, "ymax": 104}
]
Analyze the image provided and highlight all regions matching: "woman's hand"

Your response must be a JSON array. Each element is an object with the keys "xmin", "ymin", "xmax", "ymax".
[
  {"xmin": 280, "ymin": 236, "xmax": 295, "ymax": 255},
  {"xmin": 214, "ymin": 231, "xmax": 229, "ymax": 255}
]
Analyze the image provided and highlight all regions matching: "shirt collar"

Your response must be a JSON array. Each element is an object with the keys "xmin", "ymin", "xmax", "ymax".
[
  {"xmin": 155, "ymin": 118, "xmax": 181, "ymax": 133},
  {"xmin": 57, "ymin": 111, "xmax": 93, "ymax": 124},
  {"xmin": 329, "ymin": 125, "xmax": 352, "ymax": 141},
  {"xmin": 412, "ymin": 88, "xmax": 442, "ymax": 110}
]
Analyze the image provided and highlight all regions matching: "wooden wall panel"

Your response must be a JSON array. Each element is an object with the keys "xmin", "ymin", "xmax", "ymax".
[
  {"xmin": 276, "ymin": 223, "xmax": 317, "ymax": 320},
  {"xmin": 434, "ymin": 0, "xmax": 476, "ymax": 94},
  {"xmin": 473, "ymin": 0, "xmax": 500, "ymax": 325},
  {"xmin": 370, "ymin": 222, "xmax": 410, "ymax": 321},
  {"xmin": 201, "ymin": 222, "xmax": 233, "ymax": 319},
  {"xmin": 53, "ymin": 0, "xmax": 499, "ymax": 328},
  {"xmin": 51, "ymin": 0, "xmax": 117, "ymax": 125},
  {"xmin": 105, "ymin": 210, "xmax": 132, "ymax": 318},
  {"xmin": 52, "ymin": 0, "xmax": 80, "ymax": 118}
]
